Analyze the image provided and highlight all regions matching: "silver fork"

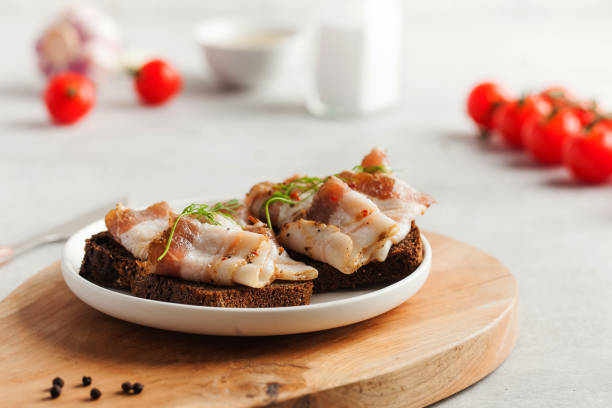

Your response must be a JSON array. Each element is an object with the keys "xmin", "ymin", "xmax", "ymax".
[{"xmin": 0, "ymin": 197, "xmax": 128, "ymax": 266}]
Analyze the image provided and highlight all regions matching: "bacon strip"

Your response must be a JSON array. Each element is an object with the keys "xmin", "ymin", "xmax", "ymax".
[
  {"xmin": 245, "ymin": 176, "xmax": 313, "ymax": 228},
  {"xmin": 148, "ymin": 217, "xmax": 276, "ymax": 288},
  {"xmin": 338, "ymin": 148, "xmax": 434, "ymax": 243},
  {"xmin": 105, "ymin": 202, "xmax": 173, "ymax": 259},
  {"xmin": 244, "ymin": 148, "xmax": 433, "ymax": 274},
  {"xmin": 105, "ymin": 202, "xmax": 317, "ymax": 288},
  {"xmin": 337, "ymin": 170, "xmax": 433, "ymax": 240},
  {"xmin": 244, "ymin": 222, "xmax": 318, "ymax": 281},
  {"xmin": 247, "ymin": 176, "xmax": 400, "ymax": 274}
]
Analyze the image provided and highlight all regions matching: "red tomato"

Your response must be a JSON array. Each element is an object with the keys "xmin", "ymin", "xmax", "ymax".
[
  {"xmin": 466, "ymin": 82, "xmax": 511, "ymax": 130},
  {"xmin": 563, "ymin": 120, "xmax": 612, "ymax": 183},
  {"xmin": 43, "ymin": 72, "xmax": 95, "ymax": 125},
  {"xmin": 493, "ymin": 95, "xmax": 552, "ymax": 148},
  {"xmin": 540, "ymin": 87, "xmax": 600, "ymax": 126},
  {"xmin": 540, "ymin": 86, "xmax": 574, "ymax": 107},
  {"xmin": 522, "ymin": 108, "xmax": 582, "ymax": 164},
  {"xmin": 572, "ymin": 100, "xmax": 600, "ymax": 127},
  {"xmin": 134, "ymin": 59, "xmax": 182, "ymax": 105}
]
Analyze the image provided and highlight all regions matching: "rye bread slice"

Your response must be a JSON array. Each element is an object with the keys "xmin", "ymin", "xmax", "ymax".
[
  {"xmin": 79, "ymin": 231, "xmax": 313, "ymax": 308},
  {"xmin": 287, "ymin": 222, "xmax": 424, "ymax": 293},
  {"xmin": 79, "ymin": 231, "xmax": 147, "ymax": 289},
  {"xmin": 131, "ymin": 275, "xmax": 312, "ymax": 308}
]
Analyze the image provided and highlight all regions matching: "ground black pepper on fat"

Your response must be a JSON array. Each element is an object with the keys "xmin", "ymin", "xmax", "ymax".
[
  {"xmin": 132, "ymin": 383, "xmax": 144, "ymax": 394},
  {"xmin": 90, "ymin": 388, "xmax": 101, "ymax": 400},
  {"xmin": 82, "ymin": 376, "xmax": 92, "ymax": 386},
  {"xmin": 49, "ymin": 385, "xmax": 61, "ymax": 399},
  {"xmin": 52, "ymin": 377, "xmax": 64, "ymax": 388}
]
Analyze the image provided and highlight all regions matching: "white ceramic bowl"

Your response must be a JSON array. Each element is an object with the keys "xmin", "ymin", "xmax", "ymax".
[{"xmin": 193, "ymin": 17, "xmax": 303, "ymax": 88}]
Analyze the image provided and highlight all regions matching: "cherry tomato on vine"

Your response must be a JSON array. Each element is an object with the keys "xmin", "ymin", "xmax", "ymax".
[
  {"xmin": 563, "ymin": 120, "xmax": 612, "ymax": 183},
  {"xmin": 540, "ymin": 86, "xmax": 574, "ymax": 107},
  {"xmin": 466, "ymin": 82, "xmax": 511, "ymax": 131},
  {"xmin": 492, "ymin": 94, "xmax": 552, "ymax": 148},
  {"xmin": 522, "ymin": 108, "xmax": 582, "ymax": 165},
  {"xmin": 43, "ymin": 72, "xmax": 95, "ymax": 125},
  {"xmin": 572, "ymin": 100, "xmax": 600, "ymax": 127},
  {"xmin": 134, "ymin": 59, "xmax": 182, "ymax": 105}
]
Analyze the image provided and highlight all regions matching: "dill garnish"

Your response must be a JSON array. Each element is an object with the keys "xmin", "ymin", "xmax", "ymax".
[
  {"xmin": 262, "ymin": 177, "xmax": 324, "ymax": 229},
  {"xmin": 157, "ymin": 200, "xmax": 240, "ymax": 262},
  {"xmin": 352, "ymin": 164, "xmax": 390, "ymax": 174}
]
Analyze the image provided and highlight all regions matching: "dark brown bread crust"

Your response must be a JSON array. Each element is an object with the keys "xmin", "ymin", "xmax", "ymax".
[
  {"xmin": 287, "ymin": 222, "xmax": 424, "ymax": 293},
  {"xmin": 79, "ymin": 231, "xmax": 313, "ymax": 308},
  {"xmin": 79, "ymin": 232, "xmax": 147, "ymax": 289},
  {"xmin": 131, "ymin": 275, "xmax": 313, "ymax": 308}
]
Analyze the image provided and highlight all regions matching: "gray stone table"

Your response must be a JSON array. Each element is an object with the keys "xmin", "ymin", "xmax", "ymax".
[{"xmin": 0, "ymin": 1, "xmax": 610, "ymax": 406}]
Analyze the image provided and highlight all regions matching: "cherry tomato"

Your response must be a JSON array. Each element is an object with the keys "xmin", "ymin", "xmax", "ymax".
[
  {"xmin": 572, "ymin": 100, "xmax": 600, "ymax": 127},
  {"xmin": 43, "ymin": 72, "xmax": 95, "ymax": 125},
  {"xmin": 563, "ymin": 120, "xmax": 612, "ymax": 183},
  {"xmin": 466, "ymin": 82, "xmax": 511, "ymax": 130},
  {"xmin": 134, "ymin": 59, "xmax": 182, "ymax": 105},
  {"xmin": 540, "ymin": 86, "xmax": 574, "ymax": 107},
  {"xmin": 522, "ymin": 108, "xmax": 582, "ymax": 164},
  {"xmin": 493, "ymin": 94, "xmax": 552, "ymax": 148}
]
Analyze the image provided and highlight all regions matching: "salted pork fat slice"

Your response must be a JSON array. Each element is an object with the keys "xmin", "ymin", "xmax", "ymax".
[
  {"xmin": 245, "ymin": 147, "xmax": 433, "ymax": 274},
  {"xmin": 105, "ymin": 201, "xmax": 317, "ymax": 288}
]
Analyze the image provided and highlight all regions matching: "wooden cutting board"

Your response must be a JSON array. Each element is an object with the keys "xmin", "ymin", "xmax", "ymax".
[{"xmin": 0, "ymin": 232, "xmax": 518, "ymax": 408}]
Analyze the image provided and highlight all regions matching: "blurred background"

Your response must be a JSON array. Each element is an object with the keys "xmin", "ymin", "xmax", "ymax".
[
  {"xmin": 1, "ymin": 1, "xmax": 611, "ymax": 406},
  {"xmin": 3, "ymin": 0, "xmax": 612, "ymax": 198}
]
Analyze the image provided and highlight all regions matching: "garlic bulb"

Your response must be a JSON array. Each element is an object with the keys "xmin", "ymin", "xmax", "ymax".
[{"xmin": 35, "ymin": 4, "xmax": 122, "ymax": 80}]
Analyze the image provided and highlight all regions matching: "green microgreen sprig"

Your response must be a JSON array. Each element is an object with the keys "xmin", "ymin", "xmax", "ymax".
[
  {"xmin": 157, "ymin": 200, "xmax": 240, "ymax": 262},
  {"xmin": 352, "ymin": 164, "xmax": 391, "ymax": 174},
  {"xmin": 262, "ymin": 177, "xmax": 324, "ymax": 229}
]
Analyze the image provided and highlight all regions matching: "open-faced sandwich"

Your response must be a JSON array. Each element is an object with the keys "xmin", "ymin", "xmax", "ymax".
[
  {"xmin": 80, "ymin": 201, "xmax": 318, "ymax": 307},
  {"xmin": 80, "ymin": 147, "xmax": 432, "ymax": 307},
  {"xmin": 245, "ymin": 147, "xmax": 433, "ymax": 292}
]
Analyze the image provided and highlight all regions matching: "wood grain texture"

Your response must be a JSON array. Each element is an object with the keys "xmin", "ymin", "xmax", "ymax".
[{"xmin": 0, "ymin": 232, "xmax": 518, "ymax": 408}]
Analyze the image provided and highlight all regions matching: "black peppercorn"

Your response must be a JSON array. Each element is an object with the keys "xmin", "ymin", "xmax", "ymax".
[
  {"xmin": 52, "ymin": 377, "xmax": 64, "ymax": 388},
  {"xmin": 121, "ymin": 382, "xmax": 132, "ymax": 393},
  {"xmin": 49, "ymin": 385, "xmax": 61, "ymax": 399},
  {"xmin": 90, "ymin": 388, "xmax": 101, "ymax": 400},
  {"xmin": 82, "ymin": 376, "xmax": 92, "ymax": 386},
  {"xmin": 132, "ymin": 382, "xmax": 144, "ymax": 394}
]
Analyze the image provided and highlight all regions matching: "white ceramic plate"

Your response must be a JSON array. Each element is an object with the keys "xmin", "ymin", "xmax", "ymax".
[{"xmin": 61, "ymin": 205, "xmax": 431, "ymax": 336}]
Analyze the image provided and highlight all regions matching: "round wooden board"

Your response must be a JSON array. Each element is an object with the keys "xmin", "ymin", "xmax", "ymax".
[{"xmin": 0, "ymin": 232, "xmax": 518, "ymax": 408}]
